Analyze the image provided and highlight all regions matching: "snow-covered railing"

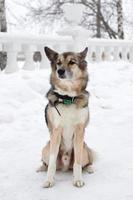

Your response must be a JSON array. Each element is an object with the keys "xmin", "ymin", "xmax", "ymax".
[
  {"xmin": 0, "ymin": 32, "xmax": 73, "ymax": 73},
  {"xmin": 86, "ymin": 39, "xmax": 133, "ymax": 62},
  {"xmin": 0, "ymin": 32, "xmax": 133, "ymax": 73}
]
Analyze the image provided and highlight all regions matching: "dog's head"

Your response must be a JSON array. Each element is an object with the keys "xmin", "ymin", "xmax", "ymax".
[{"xmin": 44, "ymin": 47, "xmax": 88, "ymax": 95}]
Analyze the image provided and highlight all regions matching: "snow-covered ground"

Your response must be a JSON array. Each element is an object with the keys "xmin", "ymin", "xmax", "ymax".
[{"xmin": 0, "ymin": 62, "xmax": 133, "ymax": 200}]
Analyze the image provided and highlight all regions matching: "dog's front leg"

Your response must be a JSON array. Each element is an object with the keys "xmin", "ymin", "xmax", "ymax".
[
  {"xmin": 43, "ymin": 126, "xmax": 62, "ymax": 188},
  {"xmin": 73, "ymin": 123, "xmax": 84, "ymax": 187}
]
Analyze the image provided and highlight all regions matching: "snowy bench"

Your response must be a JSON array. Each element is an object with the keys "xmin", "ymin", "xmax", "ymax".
[{"xmin": 0, "ymin": 32, "xmax": 133, "ymax": 73}]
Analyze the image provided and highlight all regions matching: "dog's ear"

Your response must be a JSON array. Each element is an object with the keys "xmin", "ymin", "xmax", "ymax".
[
  {"xmin": 78, "ymin": 48, "xmax": 88, "ymax": 70},
  {"xmin": 44, "ymin": 47, "xmax": 58, "ymax": 62},
  {"xmin": 79, "ymin": 47, "xmax": 88, "ymax": 59}
]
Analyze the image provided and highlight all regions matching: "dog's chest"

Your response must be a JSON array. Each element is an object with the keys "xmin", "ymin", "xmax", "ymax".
[{"xmin": 50, "ymin": 104, "xmax": 89, "ymax": 151}]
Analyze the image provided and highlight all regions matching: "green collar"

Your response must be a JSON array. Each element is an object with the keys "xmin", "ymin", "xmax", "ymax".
[{"xmin": 54, "ymin": 92, "xmax": 75, "ymax": 105}]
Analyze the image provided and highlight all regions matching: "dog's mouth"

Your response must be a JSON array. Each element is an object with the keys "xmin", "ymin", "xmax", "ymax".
[
  {"xmin": 59, "ymin": 74, "xmax": 65, "ymax": 79},
  {"xmin": 57, "ymin": 69, "xmax": 73, "ymax": 80}
]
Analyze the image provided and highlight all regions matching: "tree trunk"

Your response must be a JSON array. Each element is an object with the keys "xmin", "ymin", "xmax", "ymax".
[
  {"xmin": 96, "ymin": 0, "xmax": 101, "ymax": 38},
  {"xmin": 0, "ymin": 0, "xmax": 7, "ymax": 70},
  {"xmin": 117, "ymin": 0, "xmax": 124, "ymax": 39}
]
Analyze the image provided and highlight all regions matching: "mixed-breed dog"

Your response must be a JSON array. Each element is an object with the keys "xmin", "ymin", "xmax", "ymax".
[{"xmin": 37, "ymin": 46, "xmax": 94, "ymax": 188}]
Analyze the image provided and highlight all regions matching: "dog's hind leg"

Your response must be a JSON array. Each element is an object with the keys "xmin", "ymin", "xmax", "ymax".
[
  {"xmin": 82, "ymin": 143, "xmax": 94, "ymax": 174},
  {"xmin": 42, "ymin": 141, "xmax": 50, "ymax": 166},
  {"xmin": 36, "ymin": 142, "xmax": 50, "ymax": 173}
]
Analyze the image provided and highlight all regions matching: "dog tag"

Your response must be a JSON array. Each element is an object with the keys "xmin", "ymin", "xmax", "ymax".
[{"xmin": 63, "ymin": 99, "xmax": 72, "ymax": 105}]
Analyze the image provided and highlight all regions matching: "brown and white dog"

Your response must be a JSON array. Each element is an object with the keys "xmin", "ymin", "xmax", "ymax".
[{"xmin": 37, "ymin": 47, "xmax": 94, "ymax": 188}]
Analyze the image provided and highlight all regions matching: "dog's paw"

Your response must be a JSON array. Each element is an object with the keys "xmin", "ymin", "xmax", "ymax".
[
  {"xmin": 73, "ymin": 180, "xmax": 85, "ymax": 188},
  {"xmin": 36, "ymin": 164, "xmax": 47, "ymax": 173},
  {"xmin": 84, "ymin": 165, "xmax": 94, "ymax": 174},
  {"xmin": 42, "ymin": 180, "xmax": 54, "ymax": 188}
]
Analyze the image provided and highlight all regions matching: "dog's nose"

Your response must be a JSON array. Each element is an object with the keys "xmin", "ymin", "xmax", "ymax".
[{"xmin": 57, "ymin": 69, "xmax": 65, "ymax": 76}]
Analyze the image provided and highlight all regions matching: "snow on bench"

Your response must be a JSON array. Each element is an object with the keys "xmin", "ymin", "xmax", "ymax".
[{"xmin": 0, "ymin": 32, "xmax": 133, "ymax": 73}]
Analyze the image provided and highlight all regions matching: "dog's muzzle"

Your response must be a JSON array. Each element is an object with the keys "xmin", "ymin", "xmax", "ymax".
[{"xmin": 57, "ymin": 69, "xmax": 65, "ymax": 79}]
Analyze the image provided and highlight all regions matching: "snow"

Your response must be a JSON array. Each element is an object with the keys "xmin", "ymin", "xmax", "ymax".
[{"xmin": 0, "ymin": 62, "xmax": 133, "ymax": 200}]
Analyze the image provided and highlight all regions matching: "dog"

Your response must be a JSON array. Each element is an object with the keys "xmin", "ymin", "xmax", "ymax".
[{"xmin": 37, "ymin": 47, "xmax": 94, "ymax": 188}]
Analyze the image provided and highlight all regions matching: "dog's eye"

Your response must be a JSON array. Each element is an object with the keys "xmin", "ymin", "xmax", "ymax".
[
  {"xmin": 69, "ymin": 60, "xmax": 76, "ymax": 65},
  {"xmin": 57, "ymin": 61, "xmax": 62, "ymax": 65}
]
